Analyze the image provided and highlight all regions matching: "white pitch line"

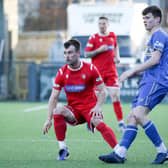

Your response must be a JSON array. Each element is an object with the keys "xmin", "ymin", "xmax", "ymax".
[
  {"xmin": 23, "ymin": 103, "xmax": 63, "ymax": 112},
  {"xmin": 23, "ymin": 105, "xmax": 48, "ymax": 112}
]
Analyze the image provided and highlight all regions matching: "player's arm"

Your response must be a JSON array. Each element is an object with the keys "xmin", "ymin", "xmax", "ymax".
[
  {"xmin": 113, "ymin": 33, "xmax": 120, "ymax": 64},
  {"xmin": 85, "ymin": 35, "xmax": 108, "ymax": 58},
  {"xmin": 95, "ymin": 83, "xmax": 107, "ymax": 107},
  {"xmin": 114, "ymin": 45, "xmax": 120, "ymax": 64},
  {"xmin": 43, "ymin": 89, "xmax": 60, "ymax": 134},
  {"xmin": 119, "ymin": 50, "xmax": 161, "ymax": 82},
  {"xmin": 85, "ymin": 45, "xmax": 108, "ymax": 58},
  {"xmin": 90, "ymin": 83, "xmax": 107, "ymax": 117},
  {"xmin": 48, "ymin": 89, "xmax": 60, "ymax": 120}
]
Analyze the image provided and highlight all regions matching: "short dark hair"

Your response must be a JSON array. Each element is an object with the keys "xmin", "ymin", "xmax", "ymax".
[
  {"xmin": 64, "ymin": 39, "xmax": 81, "ymax": 52},
  {"xmin": 99, "ymin": 16, "xmax": 108, "ymax": 21},
  {"xmin": 142, "ymin": 5, "xmax": 162, "ymax": 23}
]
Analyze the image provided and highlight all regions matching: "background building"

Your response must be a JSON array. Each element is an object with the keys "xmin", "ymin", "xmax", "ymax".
[{"xmin": 0, "ymin": 0, "xmax": 168, "ymax": 101}]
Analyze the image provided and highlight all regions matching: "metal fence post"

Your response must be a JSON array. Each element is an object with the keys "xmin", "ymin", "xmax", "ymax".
[{"xmin": 28, "ymin": 62, "xmax": 39, "ymax": 101}]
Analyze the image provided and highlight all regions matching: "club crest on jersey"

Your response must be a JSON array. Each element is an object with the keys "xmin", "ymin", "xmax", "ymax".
[
  {"xmin": 154, "ymin": 41, "xmax": 164, "ymax": 51},
  {"xmin": 82, "ymin": 74, "xmax": 86, "ymax": 79},
  {"xmin": 66, "ymin": 74, "xmax": 69, "ymax": 79},
  {"xmin": 111, "ymin": 37, "xmax": 113, "ymax": 41},
  {"xmin": 99, "ymin": 38, "xmax": 103, "ymax": 42}
]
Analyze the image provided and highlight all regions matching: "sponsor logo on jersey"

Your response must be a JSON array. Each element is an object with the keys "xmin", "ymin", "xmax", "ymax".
[
  {"xmin": 107, "ymin": 45, "xmax": 114, "ymax": 50},
  {"xmin": 144, "ymin": 45, "xmax": 154, "ymax": 60},
  {"xmin": 65, "ymin": 85, "xmax": 86, "ymax": 92},
  {"xmin": 111, "ymin": 37, "xmax": 114, "ymax": 41},
  {"xmin": 66, "ymin": 74, "xmax": 69, "ymax": 79}
]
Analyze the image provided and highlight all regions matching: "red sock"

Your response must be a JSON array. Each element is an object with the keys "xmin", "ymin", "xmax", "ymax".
[
  {"xmin": 113, "ymin": 101, "xmax": 123, "ymax": 121},
  {"xmin": 53, "ymin": 114, "xmax": 67, "ymax": 141},
  {"xmin": 96, "ymin": 122, "xmax": 117, "ymax": 148}
]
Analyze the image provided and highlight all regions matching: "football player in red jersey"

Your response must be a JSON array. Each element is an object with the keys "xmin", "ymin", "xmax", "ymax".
[
  {"xmin": 85, "ymin": 16, "xmax": 125, "ymax": 132},
  {"xmin": 43, "ymin": 39, "xmax": 118, "ymax": 160}
]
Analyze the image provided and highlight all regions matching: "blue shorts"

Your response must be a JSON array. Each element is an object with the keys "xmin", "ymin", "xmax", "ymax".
[{"xmin": 132, "ymin": 82, "xmax": 168, "ymax": 110}]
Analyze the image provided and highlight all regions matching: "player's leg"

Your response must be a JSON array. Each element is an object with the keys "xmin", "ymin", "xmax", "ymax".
[
  {"xmin": 98, "ymin": 107, "xmax": 138, "ymax": 163},
  {"xmin": 53, "ymin": 105, "xmax": 77, "ymax": 160},
  {"xmin": 107, "ymin": 86, "xmax": 125, "ymax": 132},
  {"xmin": 114, "ymin": 83, "xmax": 168, "ymax": 164},
  {"xmin": 98, "ymin": 87, "xmax": 144, "ymax": 163},
  {"xmin": 134, "ymin": 106, "xmax": 167, "ymax": 164},
  {"xmin": 110, "ymin": 106, "xmax": 146, "ymax": 162},
  {"xmin": 99, "ymin": 83, "xmax": 168, "ymax": 164},
  {"xmin": 88, "ymin": 112, "xmax": 118, "ymax": 149},
  {"xmin": 137, "ymin": 84, "xmax": 168, "ymax": 164}
]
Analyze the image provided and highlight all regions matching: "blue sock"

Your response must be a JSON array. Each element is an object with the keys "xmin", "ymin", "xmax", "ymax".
[
  {"xmin": 120, "ymin": 125, "xmax": 138, "ymax": 149},
  {"xmin": 143, "ymin": 121, "xmax": 162, "ymax": 147}
]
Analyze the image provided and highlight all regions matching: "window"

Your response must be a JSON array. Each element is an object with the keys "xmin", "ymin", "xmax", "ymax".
[{"xmin": 117, "ymin": 35, "xmax": 132, "ymax": 57}]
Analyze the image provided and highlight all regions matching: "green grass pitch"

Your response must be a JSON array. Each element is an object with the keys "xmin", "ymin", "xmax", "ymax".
[{"xmin": 0, "ymin": 102, "xmax": 168, "ymax": 168}]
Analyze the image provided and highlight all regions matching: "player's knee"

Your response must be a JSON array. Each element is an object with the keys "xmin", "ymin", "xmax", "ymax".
[
  {"xmin": 133, "ymin": 108, "xmax": 145, "ymax": 125},
  {"xmin": 104, "ymin": 88, "xmax": 108, "ymax": 98},
  {"xmin": 91, "ymin": 118, "xmax": 103, "ymax": 127},
  {"xmin": 133, "ymin": 114, "xmax": 142, "ymax": 125},
  {"xmin": 113, "ymin": 97, "xmax": 120, "ymax": 102},
  {"xmin": 110, "ymin": 92, "xmax": 120, "ymax": 102},
  {"xmin": 127, "ymin": 113, "xmax": 137, "ymax": 125},
  {"xmin": 53, "ymin": 106, "xmax": 64, "ymax": 115}
]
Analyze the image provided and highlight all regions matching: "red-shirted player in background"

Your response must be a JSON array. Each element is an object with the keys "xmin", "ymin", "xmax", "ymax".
[
  {"xmin": 43, "ymin": 39, "xmax": 118, "ymax": 161},
  {"xmin": 85, "ymin": 16, "xmax": 125, "ymax": 132}
]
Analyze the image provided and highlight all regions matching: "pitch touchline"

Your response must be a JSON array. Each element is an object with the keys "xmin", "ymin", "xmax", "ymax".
[
  {"xmin": 23, "ymin": 105, "xmax": 48, "ymax": 112},
  {"xmin": 23, "ymin": 103, "xmax": 63, "ymax": 112}
]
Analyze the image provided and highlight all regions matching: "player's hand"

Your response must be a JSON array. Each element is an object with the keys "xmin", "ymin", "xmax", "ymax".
[
  {"xmin": 43, "ymin": 119, "xmax": 52, "ymax": 135},
  {"xmin": 119, "ymin": 69, "xmax": 135, "ymax": 83},
  {"xmin": 114, "ymin": 57, "xmax": 120, "ymax": 64},
  {"xmin": 89, "ymin": 106, "xmax": 103, "ymax": 120}
]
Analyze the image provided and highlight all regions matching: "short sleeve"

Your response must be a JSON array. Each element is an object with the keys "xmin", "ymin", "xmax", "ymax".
[
  {"xmin": 111, "ymin": 32, "xmax": 117, "ymax": 47},
  {"xmin": 151, "ymin": 31, "xmax": 166, "ymax": 52},
  {"xmin": 91, "ymin": 64, "xmax": 103, "ymax": 86},
  {"xmin": 53, "ymin": 68, "xmax": 64, "ymax": 90},
  {"xmin": 85, "ymin": 35, "xmax": 95, "ymax": 52}
]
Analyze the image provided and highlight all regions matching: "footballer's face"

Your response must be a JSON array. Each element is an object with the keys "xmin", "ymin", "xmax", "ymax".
[
  {"xmin": 143, "ymin": 13, "xmax": 160, "ymax": 32},
  {"xmin": 98, "ymin": 19, "xmax": 109, "ymax": 34},
  {"xmin": 64, "ymin": 45, "xmax": 80, "ymax": 66}
]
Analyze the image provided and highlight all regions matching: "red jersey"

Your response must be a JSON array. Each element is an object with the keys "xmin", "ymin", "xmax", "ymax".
[
  {"xmin": 53, "ymin": 61, "xmax": 103, "ymax": 111},
  {"xmin": 85, "ymin": 32, "xmax": 118, "ymax": 77}
]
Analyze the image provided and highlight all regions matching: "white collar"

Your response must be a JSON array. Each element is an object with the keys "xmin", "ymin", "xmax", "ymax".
[
  {"xmin": 98, "ymin": 31, "xmax": 110, "ymax": 37},
  {"xmin": 67, "ymin": 61, "xmax": 83, "ymax": 71}
]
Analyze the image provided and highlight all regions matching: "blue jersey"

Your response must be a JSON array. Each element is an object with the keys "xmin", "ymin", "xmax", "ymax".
[{"xmin": 141, "ymin": 29, "xmax": 168, "ymax": 87}]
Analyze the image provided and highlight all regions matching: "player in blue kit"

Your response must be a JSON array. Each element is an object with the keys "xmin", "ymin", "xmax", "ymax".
[{"xmin": 99, "ymin": 5, "xmax": 168, "ymax": 164}]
